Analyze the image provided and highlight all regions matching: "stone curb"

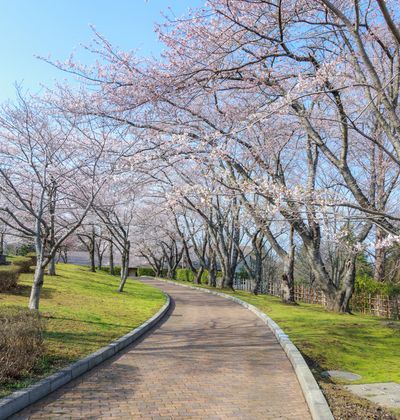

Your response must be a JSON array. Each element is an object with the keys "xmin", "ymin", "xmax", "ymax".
[
  {"xmin": 0, "ymin": 292, "xmax": 171, "ymax": 420},
  {"xmin": 153, "ymin": 278, "xmax": 334, "ymax": 420}
]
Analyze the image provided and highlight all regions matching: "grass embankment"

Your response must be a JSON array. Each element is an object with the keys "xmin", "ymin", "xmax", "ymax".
[
  {"xmin": 163, "ymin": 278, "xmax": 400, "ymax": 418},
  {"xmin": 0, "ymin": 264, "xmax": 166, "ymax": 397}
]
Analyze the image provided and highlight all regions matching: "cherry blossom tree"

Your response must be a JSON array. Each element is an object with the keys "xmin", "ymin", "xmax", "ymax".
[
  {"xmin": 39, "ymin": 0, "xmax": 400, "ymax": 312},
  {"xmin": 0, "ymin": 92, "xmax": 112, "ymax": 310}
]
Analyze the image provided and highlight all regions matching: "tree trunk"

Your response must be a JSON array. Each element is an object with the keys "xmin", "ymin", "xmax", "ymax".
[
  {"xmin": 48, "ymin": 184, "xmax": 57, "ymax": 276},
  {"xmin": 118, "ymin": 242, "xmax": 130, "ymax": 292},
  {"xmin": 221, "ymin": 263, "xmax": 234, "ymax": 289},
  {"xmin": 281, "ymin": 272, "xmax": 295, "ymax": 304},
  {"xmin": 29, "ymin": 263, "xmax": 45, "ymax": 310},
  {"xmin": 301, "ymin": 232, "xmax": 353, "ymax": 313},
  {"xmin": 48, "ymin": 257, "xmax": 56, "ymax": 276},
  {"xmin": 374, "ymin": 228, "xmax": 386, "ymax": 281},
  {"xmin": 281, "ymin": 227, "xmax": 296, "ymax": 304},
  {"xmin": 208, "ymin": 251, "xmax": 217, "ymax": 287},
  {"xmin": 89, "ymin": 246, "xmax": 95, "ymax": 272},
  {"xmin": 194, "ymin": 267, "xmax": 204, "ymax": 285},
  {"xmin": 109, "ymin": 241, "xmax": 115, "ymax": 275},
  {"xmin": 97, "ymin": 248, "xmax": 103, "ymax": 270},
  {"xmin": 326, "ymin": 258, "xmax": 356, "ymax": 313},
  {"xmin": 251, "ymin": 235, "xmax": 263, "ymax": 295},
  {"xmin": 155, "ymin": 264, "xmax": 161, "ymax": 277},
  {"xmin": 118, "ymin": 256, "xmax": 128, "ymax": 292},
  {"xmin": 252, "ymin": 259, "xmax": 263, "ymax": 295},
  {"xmin": 88, "ymin": 226, "xmax": 96, "ymax": 272},
  {"xmin": 0, "ymin": 232, "xmax": 4, "ymax": 255},
  {"xmin": 281, "ymin": 258, "xmax": 296, "ymax": 304},
  {"xmin": 167, "ymin": 262, "xmax": 176, "ymax": 279}
]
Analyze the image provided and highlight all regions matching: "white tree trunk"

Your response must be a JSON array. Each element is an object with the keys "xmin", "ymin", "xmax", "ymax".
[
  {"xmin": 118, "ymin": 243, "xmax": 130, "ymax": 292},
  {"xmin": 29, "ymin": 264, "xmax": 45, "ymax": 310}
]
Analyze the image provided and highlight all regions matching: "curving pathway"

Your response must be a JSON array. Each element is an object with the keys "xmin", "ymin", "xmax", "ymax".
[{"xmin": 13, "ymin": 278, "xmax": 311, "ymax": 419}]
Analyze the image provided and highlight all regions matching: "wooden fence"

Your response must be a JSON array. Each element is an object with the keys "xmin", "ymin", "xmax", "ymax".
[{"xmin": 233, "ymin": 278, "xmax": 400, "ymax": 320}]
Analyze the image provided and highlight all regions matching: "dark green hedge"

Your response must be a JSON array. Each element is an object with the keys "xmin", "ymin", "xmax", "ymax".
[
  {"xmin": 0, "ymin": 254, "xmax": 38, "ymax": 292},
  {"xmin": 175, "ymin": 268, "xmax": 195, "ymax": 282},
  {"xmin": 12, "ymin": 256, "xmax": 34, "ymax": 273},
  {"xmin": 175, "ymin": 268, "xmax": 210, "ymax": 284},
  {"xmin": 137, "ymin": 267, "xmax": 168, "ymax": 277},
  {"xmin": 0, "ymin": 265, "xmax": 21, "ymax": 292},
  {"xmin": 137, "ymin": 267, "xmax": 156, "ymax": 277}
]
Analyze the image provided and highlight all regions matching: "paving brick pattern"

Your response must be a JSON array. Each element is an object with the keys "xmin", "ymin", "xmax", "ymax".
[{"xmin": 12, "ymin": 279, "xmax": 311, "ymax": 419}]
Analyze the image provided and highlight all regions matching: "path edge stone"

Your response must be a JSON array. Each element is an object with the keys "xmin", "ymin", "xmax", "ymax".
[
  {"xmin": 153, "ymin": 278, "xmax": 334, "ymax": 420},
  {"xmin": 0, "ymin": 291, "xmax": 171, "ymax": 420}
]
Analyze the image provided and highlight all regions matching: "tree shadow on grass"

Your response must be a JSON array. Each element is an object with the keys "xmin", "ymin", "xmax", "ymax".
[
  {"xmin": 44, "ymin": 329, "xmax": 112, "ymax": 343},
  {"xmin": 5, "ymin": 284, "xmax": 55, "ymax": 299},
  {"xmin": 45, "ymin": 315, "xmax": 135, "ymax": 329}
]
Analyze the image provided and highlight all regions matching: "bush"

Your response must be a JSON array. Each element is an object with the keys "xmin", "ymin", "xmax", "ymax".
[
  {"xmin": 99, "ymin": 266, "xmax": 122, "ymax": 276},
  {"xmin": 237, "ymin": 267, "xmax": 250, "ymax": 280},
  {"xmin": 176, "ymin": 268, "xmax": 195, "ymax": 282},
  {"xmin": 12, "ymin": 256, "xmax": 34, "ymax": 273},
  {"xmin": 26, "ymin": 252, "xmax": 37, "ymax": 266},
  {"xmin": 201, "ymin": 270, "xmax": 209, "ymax": 283},
  {"xmin": 137, "ymin": 267, "xmax": 156, "ymax": 277},
  {"xmin": 16, "ymin": 244, "xmax": 35, "ymax": 256},
  {"xmin": 355, "ymin": 275, "xmax": 400, "ymax": 297},
  {"xmin": 175, "ymin": 268, "xmax": 210, "ymax": 283},
  {"xmin": 0, "ymin": 307, "xmax": 44, "ymax": 383},
  {"xmin": 0, "ymin": 266, "xmax": 20, "ymax": 292},
  {"xmin": 137, "ymin": 267, "xmax": 168, "ymax": 277}
]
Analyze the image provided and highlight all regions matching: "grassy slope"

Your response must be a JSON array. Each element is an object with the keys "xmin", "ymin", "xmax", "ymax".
[
  {"xmin": 231, "ymin": 288, "xmax": 400, "ymax": 418},
  {"xmin": 167, "ymin": 279, "xmax": 400, "ymax": 384},
  {"xmin": 0, "ymin": 264, "xmax": 166, "ymax": 397}
]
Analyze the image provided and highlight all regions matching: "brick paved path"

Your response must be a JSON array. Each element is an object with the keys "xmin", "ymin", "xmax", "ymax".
[{"xmin": 13, "ymin": 279, "xmax": 311, "ymax": 419}]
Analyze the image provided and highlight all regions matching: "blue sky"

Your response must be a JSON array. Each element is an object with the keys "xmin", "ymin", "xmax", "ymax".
[{"xmin": 0, "ymin": 0, "xmax": 202, "ymax": 102}]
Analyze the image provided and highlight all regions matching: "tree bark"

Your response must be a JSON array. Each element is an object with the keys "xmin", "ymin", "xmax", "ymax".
[
  {"xmin": 109, "ymin": 240, "xmax": 115, "ymax": 275},
  {"xmin": 208, "ymin": 252, "xmax": 217, "ymax": 287},
  {"xmin": 118, "ymin": 241, "xmax": 130, "ymax": 292},
  {"xmin": 281, "ymin": 229, "xmax": 296, "ymax": 304},
  {"xmin": 29, "ymin": 264, "xmax": 45, "ymax": 310},
  {"xmin": 47, "ymin": 182, "xmax": 57, "ymax": 276},
  {"xmin": 0, "ymin": 232, "xmax": 4, "ymax": 255},
  {"xmin": 221, "ymin": 262, "xmax": 234, "ymax": 289},
  {"xmin": 281, "ymin": 270, "xmax": 295, "ymax": 304},
  {"xmin": 374, "ymin": 228, "xmax": 386, "ymax": 281},
  {"xmin": 48, "ymin": 257, "xmax": 56, "ymax": 276},
  {"xmin": 89, "ymin": 227, "xmax": 96, "ymax": 272},
  {"xmin": 194, "ymin": 267, "xmax": 204, "ymax": 284},
  {"xmin": 97, "ymin": 246, "xmax": 103, "ymax": 270},
  {"xmin": 325, "ymin": 258, "xmax": 356, "ymax": 313}
]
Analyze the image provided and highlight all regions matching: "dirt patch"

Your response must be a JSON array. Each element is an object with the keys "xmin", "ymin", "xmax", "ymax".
[{"xmin": 320, "ymin": 382, "xmax": 399, "ymax": 419}]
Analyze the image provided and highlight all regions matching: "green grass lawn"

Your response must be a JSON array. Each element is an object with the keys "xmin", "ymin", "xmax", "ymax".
[
  {"xmin": 165, "ymin": 279, "xmax": 400, "ymax": 385},
  {"xmin": 232, "ymin": 292, "xmax": 400, "ymax": 384},
  {"xmin": 0, "ymin": 264, "xmax": 166, "ymax": 397}
]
